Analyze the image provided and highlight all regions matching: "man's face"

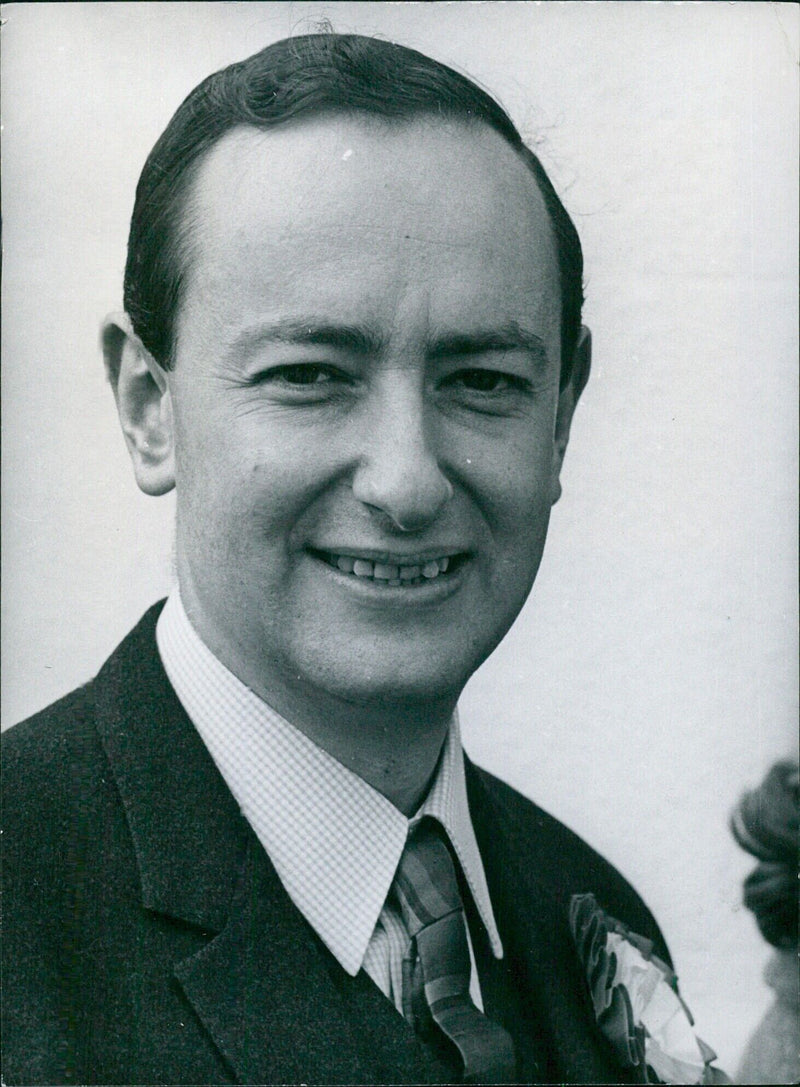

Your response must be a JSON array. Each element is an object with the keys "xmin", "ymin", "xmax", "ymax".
[{"xmin": 165, "ymin": 117, "xmax": 573, "ymax": 721}]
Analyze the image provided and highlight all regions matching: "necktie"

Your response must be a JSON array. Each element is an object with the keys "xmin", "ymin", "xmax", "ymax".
[{"xmin": 393, "ymin": 819, "xmax": 516, "ymax": 1083}]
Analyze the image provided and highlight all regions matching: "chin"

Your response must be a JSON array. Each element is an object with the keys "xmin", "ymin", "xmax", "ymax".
[{"xmin": 306, "ymin": 649, "xmax": 480, "ymax": 710}]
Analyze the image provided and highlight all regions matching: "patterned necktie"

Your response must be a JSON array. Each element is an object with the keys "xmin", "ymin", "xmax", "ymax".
[{"xmin": 393, "ymin": 819, "xmax": 516, "ymax": 1083}]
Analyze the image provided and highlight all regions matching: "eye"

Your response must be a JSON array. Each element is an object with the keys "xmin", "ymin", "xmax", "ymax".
[
  {"xmin": 444, "ymin": 368, "xmax": 529, "ymax": 394},
  {"xmin": 261, "ymin": 363, "xmax": 340, "ymax": 386},
  {"xmin": 246, "ymin": 362, "xmax": 356, "ymax": 404},
  {"xmin": 437, "ymin": 366, "xmax": 534, "ymax": 418}
]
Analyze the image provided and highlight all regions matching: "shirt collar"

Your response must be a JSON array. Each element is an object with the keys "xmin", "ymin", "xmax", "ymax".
[{"xmin": 156, "ymin": 589, "xmax": 503, "ymax": 975}]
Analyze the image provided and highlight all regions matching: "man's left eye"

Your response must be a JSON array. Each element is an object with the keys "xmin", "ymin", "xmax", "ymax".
[{"xmin": 444, "ymin": 369, "xmax": 527, "ymax": 393}]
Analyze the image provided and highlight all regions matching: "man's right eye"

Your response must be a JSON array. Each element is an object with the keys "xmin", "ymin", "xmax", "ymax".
[{"xmin": 261, "ymin": 363, "xmax": 339, "ymax": 386}]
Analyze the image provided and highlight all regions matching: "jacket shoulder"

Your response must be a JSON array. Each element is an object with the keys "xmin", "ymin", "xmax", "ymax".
[
  {"xmin": 2, "ymin": 680, "xmax": 110, "ymax": 826},
  {"xmin": 5, "ymin": 680, "xmax": 96, "ymax": 759},
  {"xmin": 3, "ymin": 603, "xmax": 166, "ymax": 802}
]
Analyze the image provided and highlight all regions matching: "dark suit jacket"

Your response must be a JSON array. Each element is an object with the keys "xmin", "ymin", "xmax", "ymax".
[{"xmin": 3, "ymin": 603, "xmax": 669, "ymax": 1085}]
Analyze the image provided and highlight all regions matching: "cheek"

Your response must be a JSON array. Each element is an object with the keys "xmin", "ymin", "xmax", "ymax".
[
  {"xmin": 172, "ymin": 396, "xmax": 301, "ymax": 508},
  {"xmin": 469, "ymin": 440, "xmax": 556, "ymax": 591},
  {"xmin": 246, "ymin": 459, "xmax": 319, "ymax": 538},
  {"xmin": 469, "ymin": 428, "xmax": 555, "ymax": 522},
  {"xmin": 236, "ymin": 425, "xmax": 351, "ymax": 546},
  {"xmin": 493, "ymin": 477, "xmax": 552, "ymax": 562}
]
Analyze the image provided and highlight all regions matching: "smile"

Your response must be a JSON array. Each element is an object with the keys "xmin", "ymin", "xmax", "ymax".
[{"xmin": 310, "ymin": 550, "xmax": 466, "ymax": 587}]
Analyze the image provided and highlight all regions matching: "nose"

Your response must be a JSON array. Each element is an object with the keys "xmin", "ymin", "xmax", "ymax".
[{"xmin": 351, "ymin": 383, "xmax": 453, "ymax": 532}]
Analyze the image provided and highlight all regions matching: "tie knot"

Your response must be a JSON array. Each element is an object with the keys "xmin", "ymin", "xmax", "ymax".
[{"xmin": 394, "ymin": 819, "xmax": 461, "ymax": 938}]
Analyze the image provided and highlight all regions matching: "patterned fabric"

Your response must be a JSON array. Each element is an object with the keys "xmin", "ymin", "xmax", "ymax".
[
  {"xmin": 155, "ymin": 590, "xmax": 502, "ymax": 1011},
  {"xmin": 394, "ymin": 819, "xmax": 516, "ymax": 1082}
]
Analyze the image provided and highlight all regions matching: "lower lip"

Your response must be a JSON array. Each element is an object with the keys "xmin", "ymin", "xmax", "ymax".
[{"xmin": 310, "ymin": 553, "xmax": 469, "ymax": 605}]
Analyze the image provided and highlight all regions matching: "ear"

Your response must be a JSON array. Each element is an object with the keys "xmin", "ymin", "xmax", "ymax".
[
  {"xmin": 102, "ymin": 312, "xmax": 175, "ymax": 496},
  {"xmin": 551, "ymin": 325, "xmax": 591, "ymax": 505}
]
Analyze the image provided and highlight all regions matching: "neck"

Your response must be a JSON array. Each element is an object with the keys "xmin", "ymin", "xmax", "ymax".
[{"xmin": 263, "ymin": 686, "xmax": 455, "ymax": 817}]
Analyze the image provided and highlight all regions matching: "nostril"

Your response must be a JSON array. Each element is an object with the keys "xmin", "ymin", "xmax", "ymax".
[{"xmin": 352, "ymin": 462, "xmax": 454, "ymax": 532}]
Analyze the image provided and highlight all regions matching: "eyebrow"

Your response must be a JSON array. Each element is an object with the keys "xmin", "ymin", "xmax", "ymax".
[
  {"xmin": 231, "ymin": 318, "xmax": 384, "ymax": 358},
  {"xmin": 231, "ymin": 317, "xmax": 549, "ymax": 367},
  {"xmin": 426, "ymin": 322, "xmax": 549, "ymax": 367}
]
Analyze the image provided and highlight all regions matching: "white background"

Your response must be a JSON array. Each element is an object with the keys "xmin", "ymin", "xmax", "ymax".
[{"xmin": 2, "ymin": 2, "xmax": 797, "ymax": 1076}]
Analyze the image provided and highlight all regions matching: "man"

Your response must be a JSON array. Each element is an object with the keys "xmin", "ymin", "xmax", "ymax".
[{"xmin": 2, "ymin": 33, "xmax": 720, "ymax": 1085}]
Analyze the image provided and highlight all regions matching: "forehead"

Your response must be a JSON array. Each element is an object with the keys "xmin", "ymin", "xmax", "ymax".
[{"xmin": 177, "ymin": 116, "xmax": 560, "ymax": 354}]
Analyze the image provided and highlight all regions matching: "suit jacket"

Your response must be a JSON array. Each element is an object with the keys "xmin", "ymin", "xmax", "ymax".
[{"xmin": 3, "ymin": 603, "xmax": 669, "ymax": 1085}]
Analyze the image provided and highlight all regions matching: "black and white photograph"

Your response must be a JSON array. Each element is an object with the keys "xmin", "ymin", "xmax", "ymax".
[{"xmin": 2, "ymin": 3, "xmax": 797, "ymax": 1084}]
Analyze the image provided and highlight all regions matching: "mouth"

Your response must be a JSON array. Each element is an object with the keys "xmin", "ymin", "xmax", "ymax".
[{"xmin": 308, "ymin": 549, "xmax": 469, "ymax": 587}]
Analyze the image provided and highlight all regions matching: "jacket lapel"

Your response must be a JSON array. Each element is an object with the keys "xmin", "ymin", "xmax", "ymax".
[
  {"xmin": 93, "ymin": 605, "xmax": 438, "ymax": 1085},
  {"xmin": 466, "ymin": 760, "xmax": 627, "ymax": 1084},
  {"xmin": 94, "ymin": 604, "xmax": 248, "ymax": 932},
  {"xmin": 173, "ymin": 835, "xmax": 373, "ymax": 1085}
]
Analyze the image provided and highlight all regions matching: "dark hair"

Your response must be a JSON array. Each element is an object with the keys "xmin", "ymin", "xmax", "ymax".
[
  {"xmin": 731, "ymin": 760, "xmax": 799, "ymax": 950},
  {"xmin": 123, "ymin": 33, "xmax": 584, "ymax": 384}
]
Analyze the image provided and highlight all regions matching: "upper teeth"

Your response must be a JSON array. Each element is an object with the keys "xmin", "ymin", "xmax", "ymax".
[{"xmin": 332, "ymin": 554, "xmax": 451, "ymax": 582}]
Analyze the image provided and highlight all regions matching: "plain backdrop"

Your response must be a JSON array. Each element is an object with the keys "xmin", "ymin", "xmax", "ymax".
[{"xmin": 2, "ymin": 2, "xmax": 798, "ymax": 1076}]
